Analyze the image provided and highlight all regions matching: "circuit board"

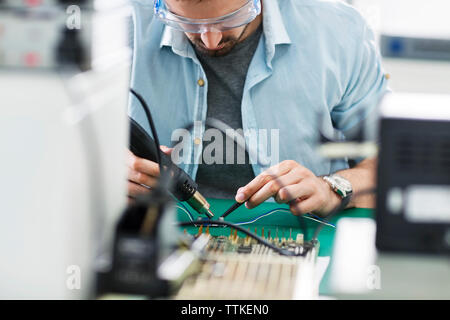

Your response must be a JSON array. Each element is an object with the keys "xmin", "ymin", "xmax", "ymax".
[{"xmin": 175, "ymin": 226, "xmax": 320, "ymax": 300}]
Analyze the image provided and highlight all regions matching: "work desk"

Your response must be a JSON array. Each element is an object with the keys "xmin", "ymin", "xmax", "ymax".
[
  {"xmin": 176, "ymin": 198, "xmax": 374, "ymax": 297},
  {"xmin": 177, "ymin": 199, "xmax": 450, "ymax": 300}
]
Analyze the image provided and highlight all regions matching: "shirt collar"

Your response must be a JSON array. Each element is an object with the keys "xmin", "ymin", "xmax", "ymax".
[
  {"xmin": 159, "ymin": 0, "xmax": 292, "ymax": 61},
  {"xmin": 261, "ymin": 0, "xmax": 292, "ymax": 68},
  {"xmin": 261, "ymin": 0, "xmax": 291, "ymax": 46},
  {"xmin": 159, "ymin": 24, "xmax": 194, "ymax": 58}
]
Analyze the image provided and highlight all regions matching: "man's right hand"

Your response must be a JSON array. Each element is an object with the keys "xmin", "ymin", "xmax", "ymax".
[{"xmin": 126, "ymin": 146, "xmax": 172, "ymax": 203}]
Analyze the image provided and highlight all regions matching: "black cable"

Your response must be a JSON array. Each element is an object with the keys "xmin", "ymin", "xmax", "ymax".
[
  {"xmin": 129, "ymin": 88, "xmax": 162, "ymax": 171},
  {"xmin": 178, "ymin": 220, "xmax": 310, "ymax": 257},
  {"xmin": 129, "ymin": 88, "xmax": 177, "ymax": 239},
  {"xmin": 172, "ymin": 117, "xmax": 366, "ymax": 246}
]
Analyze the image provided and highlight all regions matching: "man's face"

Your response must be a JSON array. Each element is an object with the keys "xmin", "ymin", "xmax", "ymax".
[{"xmin": 165, "ymin": 0, "xmax": 255, "ymax": 57}]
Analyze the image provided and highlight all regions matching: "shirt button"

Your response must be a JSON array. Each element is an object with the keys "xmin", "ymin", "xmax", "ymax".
[
  {"xmin": 194, "ymin": 137, "xmax": 202, "ymax": 145},
  {"xmin": 197, "ymin": 78, "xmax": 205, "ymax": 87}
]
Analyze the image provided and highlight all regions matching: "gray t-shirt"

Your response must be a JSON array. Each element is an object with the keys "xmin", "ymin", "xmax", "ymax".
[{"xmin": 194, "ymin": 26, "xmax": 263, "ymax": 199}]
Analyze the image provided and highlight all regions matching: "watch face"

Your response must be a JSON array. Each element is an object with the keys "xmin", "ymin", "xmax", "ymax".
[{"xmin": 332, "ymin": 175, "xmax": 353, "ymax": 193}]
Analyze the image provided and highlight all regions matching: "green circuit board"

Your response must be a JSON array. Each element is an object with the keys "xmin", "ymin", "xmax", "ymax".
[{"xmin": 176, "ymin": 225, "xmax": 319, "ymax": 300}]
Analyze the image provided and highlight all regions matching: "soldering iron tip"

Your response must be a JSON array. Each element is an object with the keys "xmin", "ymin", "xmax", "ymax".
[{"xmin": 206, "ymin": 208, "xmax": 214, "ymax": 218}]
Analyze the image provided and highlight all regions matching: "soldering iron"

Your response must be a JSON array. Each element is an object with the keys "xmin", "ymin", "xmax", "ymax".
[{"xmin": 128, "ymin": 97, "xmax": 214, "ymax": 219}]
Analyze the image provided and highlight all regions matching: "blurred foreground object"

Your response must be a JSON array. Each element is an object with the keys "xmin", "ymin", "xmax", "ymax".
[
  {"xmin": 329, "ymin": 92, "xmax": 450, "ymax": 299},
  {"xmin": 0, "ymin": 1, "xmax": 132, "ymax": 299},
  {"xmin": 376, "ymin": 93, "xmax": 450, "ymax": 255}
]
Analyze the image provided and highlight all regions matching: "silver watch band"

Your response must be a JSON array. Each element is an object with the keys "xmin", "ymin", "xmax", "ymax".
[{"xmin": 322, "ymin": 174, "xmax": 353, "ymax": 199}]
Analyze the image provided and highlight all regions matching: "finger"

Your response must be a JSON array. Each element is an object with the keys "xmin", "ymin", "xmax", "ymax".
[
  {"xmin": 128, "ymin": 154, "xmax": 160, "ymax": 177},
  {"xmin": 236, "ymin": 161, "xmax": 295, "ymax": 203},
  {"xmin": 126, "ymin": 149, "xmax": 136, "ymax": 166},
  {"xmin": 160, "ymin": 145, "xmax": 173, "ymax": 155},
  {"xmin": 246, "ymin": 168, "xmax": 304, "ymax": 209},
  {"xmin": 128, "ymin": 168, "xmax": 158, "ymax": 188},
  {"xmin": 128, "ymin": 181, "xmax": 151, "ymax": 197},
  {"xmin": 289, "ymin": 196, "xmax": 318, "ymax": 216},
  {"xmin": 275, "ymin": 178, "xmax": 316, "ymax": 203}
]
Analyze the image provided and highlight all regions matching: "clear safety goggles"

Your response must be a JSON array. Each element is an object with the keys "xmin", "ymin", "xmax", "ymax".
[{"xmin": 153, "ymin": 0, "xmax": 262, "ymax": 33}]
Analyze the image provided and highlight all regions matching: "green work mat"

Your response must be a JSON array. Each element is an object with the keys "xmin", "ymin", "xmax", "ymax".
[{"xmin": 176, "ymin": 198, "xmax": 374, "ymax": 257}]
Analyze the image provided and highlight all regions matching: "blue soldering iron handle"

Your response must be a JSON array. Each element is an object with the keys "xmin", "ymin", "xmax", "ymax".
[{"xmin": 129, "ymin": 117, "xmax": 197, "ymax": 202}]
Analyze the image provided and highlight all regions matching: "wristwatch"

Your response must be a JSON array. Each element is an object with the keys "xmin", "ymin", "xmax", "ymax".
[{"xmin": 322, "ymin": 174, "xmax": 353, "ymax": 208}]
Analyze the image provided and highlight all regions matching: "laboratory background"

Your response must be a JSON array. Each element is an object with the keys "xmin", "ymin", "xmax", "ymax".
[{"xmin": 0, "ymin": 0, "xmax": 449, "ymax": 302}]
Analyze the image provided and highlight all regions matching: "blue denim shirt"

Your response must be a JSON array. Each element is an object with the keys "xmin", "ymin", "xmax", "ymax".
[{"xmin": 129, "ymin": 0, "xmax": 388, "ymax": 179}]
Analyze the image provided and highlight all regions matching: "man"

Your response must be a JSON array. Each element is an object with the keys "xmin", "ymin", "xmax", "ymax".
[{"xmin": 127, "ymin": 0, "xmax": 388, "ymax": 216}]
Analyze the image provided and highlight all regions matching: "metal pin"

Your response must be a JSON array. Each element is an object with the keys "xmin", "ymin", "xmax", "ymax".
[
  {"xmin": 296, "ymin": 233, "xmax": 304, "ymax": 245},
  {"xmin": 262, "ymin": 227, "xmax": 265, "ymax": 239}
]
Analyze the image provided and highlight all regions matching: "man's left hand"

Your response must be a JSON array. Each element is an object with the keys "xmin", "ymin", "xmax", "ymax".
[{"xmin": 235, "ymin": 160, "xmax": 341, "ymax": 216}]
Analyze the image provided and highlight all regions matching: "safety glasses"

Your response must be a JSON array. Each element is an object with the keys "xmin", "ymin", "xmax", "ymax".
[{"xmin": 153, "ymin": 0, "xmax": 261, "ymax": 33}]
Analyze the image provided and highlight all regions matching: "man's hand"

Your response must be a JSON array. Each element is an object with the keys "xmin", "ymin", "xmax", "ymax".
[
  {"xmin": 126, "ymin": 146, "xmax": 173, "ymax": 203},
  {"xmin": 234, "ymin": 160, "xmax": 341, "ymax": 216}
]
